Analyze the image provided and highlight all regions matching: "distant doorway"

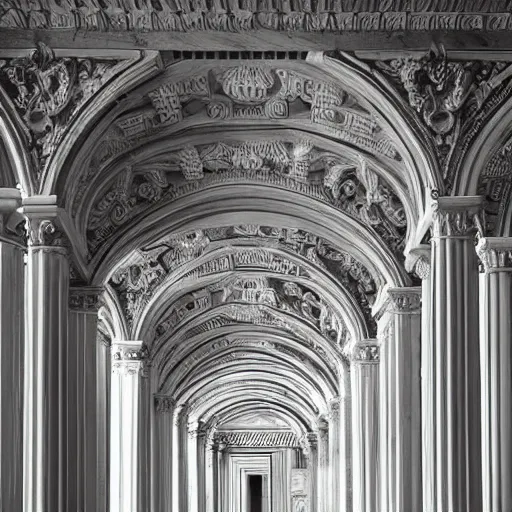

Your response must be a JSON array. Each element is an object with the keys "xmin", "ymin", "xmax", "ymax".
[{"xmin": 248, "ymin": 474, "xmax": 263, "ymax": 512}]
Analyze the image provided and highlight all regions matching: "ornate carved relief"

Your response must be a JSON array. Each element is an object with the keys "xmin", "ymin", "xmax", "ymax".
[
  {"xmin": 215, "ymin": 431, "xmax": 298, "ymax": 448},
  {"xmin": 109, "ymin": 225, "xmax": 378, "ymax": 339},
  {"xmin": 25, "ymin": 218, "xmax": 66, "ymax": 248},
  {"xmin": 0, "ymin": 42, "xmax": 137, "ymax": 180},
  {"xmin": 387, "ymin": 288, "xmax": 422, "ymax": 314},
  {"xmin": 86, "ymin": 141, "xmax": 405, "ymax": 264},
  {"xmin": 476, "ymin": 237, "xmax": 512, "ymax": 272},
  {"xmin": 373, "ymin": 46, "xmax": 512, "ymax": 187},
  {"xmin": 0, "ymin": 2, "xmax": 504, "ymax": 32},
  {"xmin": 111, "ymin": 343, "xmax": 149, "ymax": 376},
  {"xmin": 351, "ymin": 341, "xmax": 379, "ymax": 363},
  {"xmin": 431, "ymin": 197, "xmax": 483, "ymax": 238},
  {"xmin": 69, "ymin": 287, "xmax": 103, "ymax": 312},
  {"xmin": 155, "ymin": 275, "xmax": 347, "ymax": 347}
]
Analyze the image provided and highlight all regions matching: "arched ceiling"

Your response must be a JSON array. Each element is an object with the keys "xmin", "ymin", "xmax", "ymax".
[{"xmin": 4, "ymin": 34, "xmax": 512, "ymax": 439}]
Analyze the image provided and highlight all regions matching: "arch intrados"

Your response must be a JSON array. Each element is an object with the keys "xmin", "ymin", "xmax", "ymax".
[
  {"xmin": 203, "ymin": 401, "xmax": 311, "ymax": 436},
  {"xmin": 93, "ymin": 192, "xmax": 409, "ymax": 289},
  {"xmin": 160, "ymin": 330, "xmax": 347, "ymax": 388},
  {"xmin": 311, "ymin": 52, "xmax": 442, "ymax": 203},
  {"xmin": 154, "ymin": 308, "xmax": 345, "ymax": 380},
  {"xmin": 193, "ymin": 389, "xmax": 321, "ymax": 430},
  {"xmin": 76, "ymin": 125, "xmax": 414, "ymax": 233},
  {"xmin": 215, "ymin": 406, "xmax": 299, "ymax": 433},
  {"xmin": 143, "ymin": 265, "xmax": 366, "ymax": 351},
  {"xmin": 0, "ymin": 95, "xmax": 34, "ymax": 194},
  {"xmin": 173, "ymin": 366, "xmax": 325, "ymax": 413},
  {"xmin": 160, "ymin": 333, "xmax": 339, "ymax": 396},
  {"xmin": 170, "ymin": 351, "xmax": 332, "ymax": 403}
]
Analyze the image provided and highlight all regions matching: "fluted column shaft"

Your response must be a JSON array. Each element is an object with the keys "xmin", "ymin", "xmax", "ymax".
[
  {"xmin": 23, "ymin": 202, "xmax": 69, "ymax": 512},
  {"xmin": 197, "ymin": 430, "xmax": 207, "ymax": 512},
  {"xmin": 426, "ymin": 196, "xmax": 483, "ymax": 512},
  {"xmin": 172, "ymin": 405, "xmax": 185, "ymax": 512},
  {"xmin": 0, "ymin": 189, "xmax": 24, "ymax": 512},
  {"xmin": 110, "ymin": 341, "xmax": 149, "ymax": 512},
  {"xmin": 67, "ymin": 287, "xmax": 103, "ymax": 512},
  {"xmin": 477, "ymin": 237, "xmax": 512, "ymax": 512},
  {"xmin": 154, "ymin": 395, "xmax": 174, "ymax": 511},
  {"xmin": 305, "ymin": 433, "xmax": 318, "ymax": 512},
  {"xmin": 317, "ymin": 423, "xmax": 329, "ymax": 512},
  {"xmin": 328, "ymin": 398, "xmax": 341, "ymax": 512},
  {"xmin": 351, "ymin": 340, "xmax": 380, "ymax": 512},
  {"xmin": 379, "ymin": 288, "xmax": 422, "ymax": 512},
  {"xmin": 188, "ymin": 422, "xmax": 199, "ymax": 512}
]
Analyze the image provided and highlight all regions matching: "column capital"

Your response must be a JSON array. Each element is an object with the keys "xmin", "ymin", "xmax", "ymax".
[
  {"xmin": 154, "ymin": 394, "xmax": 175, "ymax": 414},
  {"xmin": 0, "ymin": 188, "xmax": 24, "ymax": 246},
  {"xmin": 476, "ymin": 237, "xmax": 512, "ymax": 272},
  {"xmin": 21, "ymin": 196, "xmax": 67, "ymax": 250},
  {"xmin": 111, "ymin": 341, "xmax": 149, "ymax": 376},
  {"xmin": 387, "ymin": 287, "xmax": 422, "ymax": 314},
  {"xmin": 350, "ymin": 339, "xmax": 380, "ymax": 364},
  {"xmin": 405, "ymin": 245, "xmax": 431, "ymax": 280},
  {"xmin": 69, "ymin": 287, "xmax": 103, "ymax": 312},
  {"xmin": 432, "ymin": 196, "xmax": 483, "ymax": 238}
]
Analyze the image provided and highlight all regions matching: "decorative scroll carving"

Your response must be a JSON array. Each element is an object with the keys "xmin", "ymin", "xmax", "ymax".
[
  {"xmin": 0, "ymin": 42, "xmax": 137, "ymax": 180},
  {"xmin": 0, "ymin": 3, "xmax": 506, "ymax": 32},
  {"xmin": 154, "ymin": 395, "xmax": 175, "ymax": 413},
  {"xmin": 86, "ymin": 142, "xmax": 405, "ymax": 263},
  {"xmin": 476, "ymin": 237, "xmax": 512, "ymax": 272},
  {"xmin": 351, "ymin": 341, "xmax": 379, "ymax": 363},
  {"xmin": 215, "ymin": 431, "xmax": 298, "ymax": 448},
  {"xmin": 373, "ymin": 46, "xmax": 512, "ymax": 185},
  {"xmin": 25, "ymin": 218, "xmax": 66, "ymax": 248},
  {"xmin": 156, "ymin": 276, "xmax": 347, "ymax": 346},
  {"xmin": 69, "ymin": 287, "xmax": 103, "ymax": 312}
]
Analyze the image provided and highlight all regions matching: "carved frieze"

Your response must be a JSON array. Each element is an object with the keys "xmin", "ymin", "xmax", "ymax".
[
  {"xmin": 214, "ymin": 431, "xmax": 299, "ymax": 448},
  {"xmin": 0, "ymin": 2, "xmax": 508, "ymax": 32},
  {"xmin": 0, "ymin": 42, "xmax": 138, "ymax": 181}
]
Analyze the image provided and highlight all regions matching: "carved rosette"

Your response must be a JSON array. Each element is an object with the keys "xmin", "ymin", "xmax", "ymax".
[
  {"xmin": 69, "ymin": 287, "xmax": 103, "ymax": 312},
  {"xmin": 476, "ymin": 237, "xmax": 512, "ymax": 272},
  {"xmin": 350, "ymin": 340, "xmax": 380, "ymax": 364},
  {"xmin": 387, "ymin": 287, "xmax": 422, "ymax": 314},
  {"xmin": 111, "ymin": 342, "xmax": 149, "ymax": 377},
  {"xmin": 154, "ymin": 395, "xmax": 175, "ymax": 414},
  {"xmin": 432, "ymin": 196, "xmax": 483, "ymax": 238}
]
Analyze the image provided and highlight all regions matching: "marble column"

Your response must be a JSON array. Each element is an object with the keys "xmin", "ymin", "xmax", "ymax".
[
  {"xmin": 351, "ymin": 340, "xmax": 380, "ymax": 512},
  {"xmin": 379, "ymin": 287, "xmax": 422, "ymax": 512},
  {"xmin": 305, "ymin": 432, "xmax": 318, "ymax": 512},
  {"xmin": 188, "ymin": 421, "xmax": 199, "ymax": 512},
  {"xmin": 154, "ymin": 395, "xmax": 174, "ymax": 512},
  {"xmin": 477, "ymin": 237, "xmax": 512, "ymax": 512},
  {"xmin": 317, "ymin": 420, "xmax": 329, "ymax": 512},
  {"xmin": 406, "ymin": 245, "xmax": 433, "ymax": 510},
  {"xmin": 426, "ymin": 196, "xmax": 483, "ymax": 512},
  {"xmin": 197, "ymin": 428, "xmax": 208, "ymax": 512},
  {"xmin": 172, "ymin": 405, "xmax": 185, "ymax": 512},
  {"xmin": 22, "ymin": 198, "xmax": 70, "ymax": 512},
  {"xmin": 0, "ymin": 188, "xmax": 24, "ymax": 512},
  {"xmin": 328, "ymin": 398, "xmax": 340, "ymax": 512},
  {"xmin": 110, "ymin": 341, "xmax": 149, "ymax": 512},
  {"xmin": 67, "ymin": 287, "xmax": 103, "ymax": 512}
]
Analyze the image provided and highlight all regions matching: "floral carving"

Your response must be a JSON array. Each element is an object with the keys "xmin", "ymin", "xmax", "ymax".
[
  {"xmin": 351, "ymin": 342, "xmax": 379, "ymax": 363},
  {"xmin": 0, "ymin": 42, "xmax": 136, "ymax": 180}
]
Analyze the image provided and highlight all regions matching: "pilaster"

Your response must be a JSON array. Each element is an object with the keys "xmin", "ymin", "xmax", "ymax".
[
  {"xmin": 477, "ymin": 237, "xmax": 512, "ymax": 512},
  {"xmin": 426, "ymin": 195, "xmax": 483, "ymax": 512},
  {"xmin": 110, "ymin": 341, "xmax": 149, "ymax": 512},
  {"xmin": 22, "ymin": 196, "xmax": 70, "ymax": 512},
  {"xmin": 350, "ymin": 339, "xmax": 379, "ymax": 512},
  {"xmin": 68, "ymin": 287, "xmax": 103, "ymax": 512},
  {"xmin": 154, "ymin": 394, "xmax": 174, "ymax": 512},
  {"xmin": 0, "ymin": 188, "xmax": 24, "ymax": 512},
  {"xmin": 379, "ymin": 287, "xmax": 422, "ymax": 512}
]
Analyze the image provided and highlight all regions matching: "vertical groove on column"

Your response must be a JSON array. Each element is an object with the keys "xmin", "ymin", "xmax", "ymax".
[{"xmin": 0, "ymin": 243, "xmax": 24, "ymax": 512}]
